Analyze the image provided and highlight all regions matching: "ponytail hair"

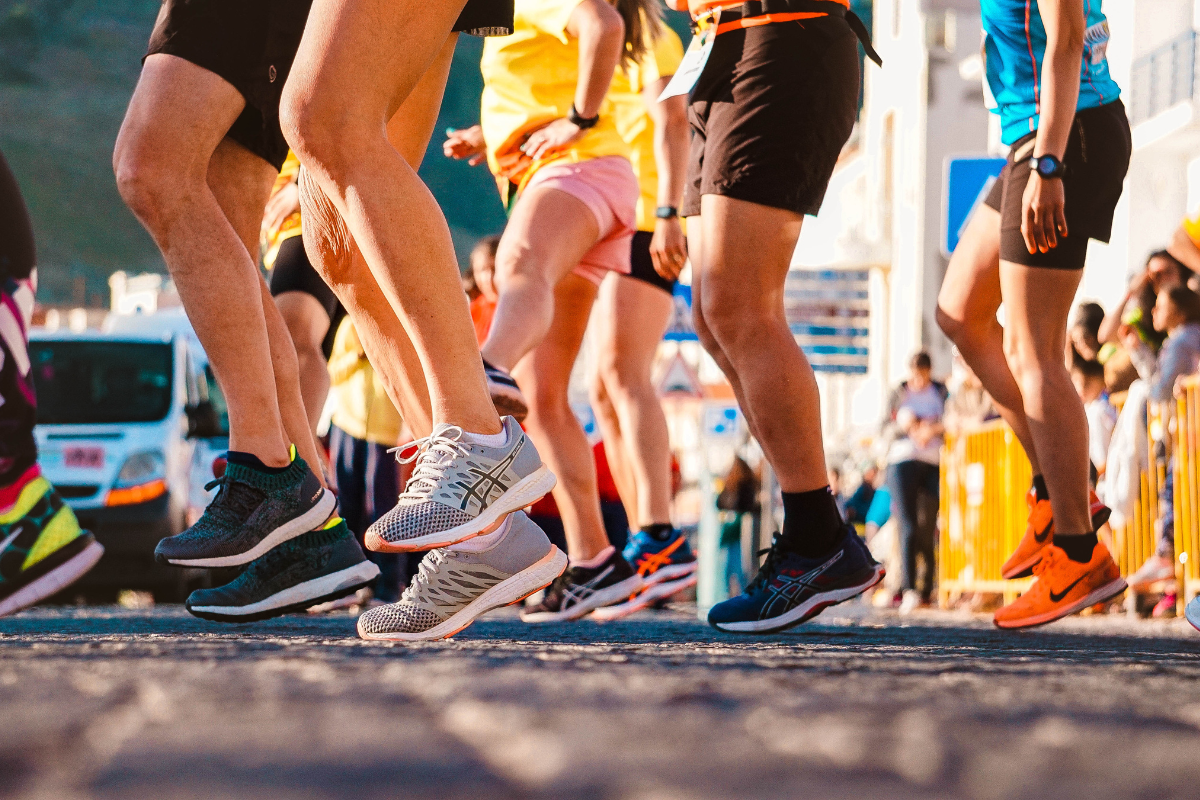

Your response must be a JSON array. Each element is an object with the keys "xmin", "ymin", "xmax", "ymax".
[{"xmin": 615, "ymin": 0, "xmax": 664, "ymax": 69}]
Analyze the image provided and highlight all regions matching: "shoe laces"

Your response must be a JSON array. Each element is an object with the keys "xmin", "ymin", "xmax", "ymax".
[
  {"xmin": 390, "ymin": 427, "xmax": 472, "ymax": 501},
  {"xmin": 201, "ymin": 475, "xmax": 265, "ymax": 527},
  {"xmin": 401, "ymin": 549, "xmax": 457, "ymax": 603},
  {"xmin": 746, "ymin": 535, "xmax": 788, "ymax": 594},
  {"xmin": 1033, "ymin": 546, "xmax": 1065, "ymax": 578}
]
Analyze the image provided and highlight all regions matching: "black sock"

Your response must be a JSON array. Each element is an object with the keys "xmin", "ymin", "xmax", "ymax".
[
  {"xmin": 1055, "ymin": 531, "xmax": 1098, "ymax": 563},
  {"xmin": 1032, "ymin": 474, "xmax": 1049, "ymax": 502},
  {"xmin": 781, "ymin": 487, "xmax": 845, "ymax": 557},
  {"xmin": 226, "ymin": 450, "xmax": 292, "ymax": 475},
  {"xmin": 640, "ymin": 523, "xmax": 674, "ymax": 542}
]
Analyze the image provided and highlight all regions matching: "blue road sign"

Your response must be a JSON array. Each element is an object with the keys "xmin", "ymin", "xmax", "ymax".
[
  {"xmin": 943, "ymin": 156, "xmax": 1006, "ymax": 256},
  {"xmin": 664, "ymin": 283, "xmax": 698, "ymax": 342}
]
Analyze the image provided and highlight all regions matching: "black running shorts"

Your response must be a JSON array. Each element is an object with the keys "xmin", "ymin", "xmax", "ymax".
[
  {"xmin": 269, "ymin": 235, "xmax": 346, "ymax": 358},
  {"xmin": 983, "ymin": 100, "xmax": 1131, "ymax": 270},
  {"xmin": 626, "ymin": 230, "xmax": 677, "ymax": 295},
  {"xmin": 682, "ymin": 16, "xmax": 860, "ymax": 218},
  {"xmin": 144, "ymin": 0, "xmax": 513, "ymax": 171},
  {"xmin": 0, "ymin": 150, "xmax": 34, "ymax": 281}
]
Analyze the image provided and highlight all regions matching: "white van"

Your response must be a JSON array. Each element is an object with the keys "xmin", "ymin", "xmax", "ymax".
[{"xmin": 30, "ymin": 312, "xmax": 227, "ymax": 599}]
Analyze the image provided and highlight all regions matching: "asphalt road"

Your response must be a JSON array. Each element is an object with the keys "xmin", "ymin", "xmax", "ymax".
[{"xmin": 2, "ymin": 603, "xmax": 1199, "ymax": 800}]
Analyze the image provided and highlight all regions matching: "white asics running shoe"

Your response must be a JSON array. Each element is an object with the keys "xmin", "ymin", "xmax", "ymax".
[{"xmin": 365, "ymin": 416, "xmax": 556, "ymax": 552}]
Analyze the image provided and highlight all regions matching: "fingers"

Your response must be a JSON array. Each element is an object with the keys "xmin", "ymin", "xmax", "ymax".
[{"xmin": 1055, "ymin": 204, "xmax": 1068, "ymax": 242}]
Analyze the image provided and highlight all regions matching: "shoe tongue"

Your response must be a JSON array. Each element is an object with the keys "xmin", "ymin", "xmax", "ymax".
[{"xmin": 430, "ymin": 423, "xmax": 460, "ymax": 440}]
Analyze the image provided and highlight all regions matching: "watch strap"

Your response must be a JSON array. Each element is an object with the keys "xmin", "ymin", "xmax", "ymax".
[{"xmin": 568, "ymin": 104, "xmax": 599, "ymax": 130}]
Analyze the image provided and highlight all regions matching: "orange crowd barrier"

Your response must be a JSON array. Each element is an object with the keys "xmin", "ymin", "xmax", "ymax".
[{"xmin": 1175, "ymin": 375, "xmax": 1200, "ymax": 609}]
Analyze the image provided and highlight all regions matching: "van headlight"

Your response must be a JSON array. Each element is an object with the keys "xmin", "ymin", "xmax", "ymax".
[{"xmin": 106, "ymin": 451, "xmax": 168, "ymax": 507}]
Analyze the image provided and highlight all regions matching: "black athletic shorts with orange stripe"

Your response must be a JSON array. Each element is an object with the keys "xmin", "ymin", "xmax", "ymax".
[{"xmin": 682, "ymin": 15, "xmax": 860, "ymax": 218}]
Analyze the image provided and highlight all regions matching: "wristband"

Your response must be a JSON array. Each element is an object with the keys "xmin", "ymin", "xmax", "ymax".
[
  {"xmin": 568, "ymin": 104, "xmax": 600, "ymax": 130},
  {"xmin": 655, "ymin": 206, "xmax": 679, "ymax": 219}
]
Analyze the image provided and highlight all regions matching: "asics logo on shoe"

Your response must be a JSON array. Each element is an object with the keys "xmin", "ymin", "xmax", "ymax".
[
  {"xmin": 562, "ymin": 565, "xmax": 614, "ymax": 608},
  {"xmin": 635, "ymin": 537, "xmax": 685, "ymax": 576},
  {"xmin": 454, "ymin": 442, "xmax": 520, "ymax": 512},
  {"xmin": 761, "ymin": 550, "xmax": 843, "ymax": 619},
  {"xmin": 1049, "ymin": 575, "xmax": 1086, "ymax": 603}
]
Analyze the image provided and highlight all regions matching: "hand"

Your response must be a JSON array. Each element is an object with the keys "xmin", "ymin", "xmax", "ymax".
[
  {"xmin": 443, "ymin": 125, "xmax": 487, "ymax": 166},
  {"xmin": 521, "ymin": 118, "xmax": 586, "ymax": 162},
  {"xmin": 650, "ymin": 217, "xmax": 687, "ymax": 281},
  {"xmin": 262, "ymin": 180, "xmax": 300, "ymax": 239},
  {"xmin": 1021, "ymin": 172, "xmax": 1067, "ymax": 254},
  {"xmin": 1118, "ymin": 323, "xmax": 1140, "ymax": 352}
]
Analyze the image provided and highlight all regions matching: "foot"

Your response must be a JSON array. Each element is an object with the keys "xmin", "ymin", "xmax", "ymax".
[
  {"xmin": 707, "ymin": 526, "xmax": 884, "ymax": 634},
  {"xmin": 483, "ymin": 360, "xmax": 528, "ymax": 422},
  {"xmin": 993, "ymin": 541, "xmax": 1126, "ymax": 629},
  {"xmin": 185, "ymin": 517, "xmax": 380, "ymax": 622},
  {"xmin": 364, "ymin": 417, "xmax": 556, "ymax": 552},
  {"xmin": 1127, "ymin": 554, "xmax": 1176, "ymax": 589},
  {"xmin": 1186, "ymin": 595, "xmax": 1200, "ymax": 632},
  {"xmin": 898, "ymin": 589, "xmax": 923, "ymax": 615},
  {"xmin": 1001, "ymin": 489, "xmax": 1111, "ymax": 580},
  {"xmin": 0, "ymin": 468, "xmax": 104, "ymax": 616},
  {"xmin": 357, "ymin": 511, "xmax": 566, "ymax": 641},
  {"xmin": 591, "ymin": 529, "xmax": 698, "ymax": 621},
  {"xmin": 155, "ymin": 451, "xmax": 335, "ymax": 568},
  {"xmin": 520, "ymin": 546, "xmax": 644, "ymax": 622}
]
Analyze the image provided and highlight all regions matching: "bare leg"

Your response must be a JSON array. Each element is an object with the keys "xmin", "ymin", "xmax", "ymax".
[
  {"xmin": 589, "ymin": 372, "xmax": 640, "ymax": 526},
  {"xmin": 481, "ymin": 186, "xmax": 601, "ymax": 371},
  {"xmin": 512, "ymin": 275, "xmax": 610, "ymax": 560},
  {"xmin": 999, "ymin": 263, "xmax": 1091, "ymax": 533},
  {"xmin": 274, "ymin": 290, "xmax": 332, "ymax": 434},
  {"xmin": 589, "ymin": 273, "xmax": 674, "ymax": 526},
  {"xmin": 936, "ymin": 205, "xmax": 1042, "ymax": 473},
  {"xmin": 690, "ymin": 196, "xmax": 826, "ymax": 492},
  {"xmin": 282, "ymin": 0, "xmax": 499, "ymax": 434},
  {"xmin": 114, "ymin": 55, "xmax": 289, "ymax": 466},
  {"xmin": 297, "ymin": 35, "xmax": 459, "ymax": 440}
]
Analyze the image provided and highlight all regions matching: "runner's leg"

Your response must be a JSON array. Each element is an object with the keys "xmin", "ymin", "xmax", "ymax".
[
  {"xmin": 281, "ymin": 0, "xmax": 499, "ymax": 435},
  {"xmin": 114, "ymin": 55, "xmax": 290, "ymax": 467},
  {"xmin": 937, "ymin": 204, "xmax": 1041, "ymax": 473},
  {"xmin": 274, "ymin": 290, "xmax": 332, "ymax": 434}
]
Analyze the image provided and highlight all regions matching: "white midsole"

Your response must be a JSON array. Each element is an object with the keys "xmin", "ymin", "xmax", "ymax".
[
  {"xmin": 358, "ymin": 546, "xmax": 568, "ymax": 641},
  {"xmin": 591, "ymin": 573, "xmax": 698, "ymax": 622},
  {"xmin": 168, "ymin": 489, "xmax": 337, "ymax": 568},
  {"xmin": 370, "ymin": 465, "xmax": 557, "ymax": 552},
  {"xmin": 521, "ymin": 573, "xmax": 646, "ymax": 623},
  {"xmin": 189, "ymin": 560, "xmax": 380, "ymax": 617},
  {"xmin": 643, "ymin": 561, "xmax": 698, "ymax": 586},
  {"xmin": 0, "ymin": 540, "xmax": 105, "ymax": 617},
  {"xmin": 711, "ymin": 565, "xmax": 885, "ymax": 633},
  {"xmin": 994, "ymin": 576, "xmax": 1128, "ymax": 629}
]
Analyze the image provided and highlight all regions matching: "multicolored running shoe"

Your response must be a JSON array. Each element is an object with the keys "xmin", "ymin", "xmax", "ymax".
[
  {"xmin": 707, "ymin": 526, "xmax": 884, "ymax": 634},
  {"xmin": 591, "ymin": 529, "xmax": 698, "ymax": 621},
  {"xmin": 0, "ymin": 466, "xmax": 104, "ymax": 616}
]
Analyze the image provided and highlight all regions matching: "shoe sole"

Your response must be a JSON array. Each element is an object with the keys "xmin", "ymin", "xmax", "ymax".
[
  {"xmin": 1002, "ymin": 505, "xmax": 1114, "ymax": 581},
  {"xmin": 709, "ymin": 564, "xmax": 886, "ymax": 634},
  {"xmin": 591, "ymin": 573, "xmax": 698, "ymax": 622},
  {"xmin": 519, "ymin": 573, "xmax": 646, "ymax": 623},
  {"xmin": 186, "ymin": 560, "xmax": 381, "ymax": 623},
  {"xmin": 640, "ymin": 561, "xmax": 698, "ymax": 587},
  {"xmin": 0, "ymin": 539, "xmax": 105, "ymax": 617},
  {"xmin": 993, "ymin": 576, "xmax": 1128, "ymax": 629},
  {"xmin": 365, "ymin": 465, "xmax": 557, "ymax": 553},
  {"xmin": 163, "ymin": 489, "xmax": 338, "ymax": 568},
  {"xmin": 357, "ymin": 546, "xmax": 568, "ymax": 641}
]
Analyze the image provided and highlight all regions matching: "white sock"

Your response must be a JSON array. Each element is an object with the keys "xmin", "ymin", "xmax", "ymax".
[
  {"xmin": 570, "ymin": 545, "xmax": 614, "ymax": 569},
  {"xmin": 449, "ymin": 514, "xmax": 512, "ymax": 553},
  {"xmin": 460, "ymin": 425, "xmax": 509, "ymax": 448}
]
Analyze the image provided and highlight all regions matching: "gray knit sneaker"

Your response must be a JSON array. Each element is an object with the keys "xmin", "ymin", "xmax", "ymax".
[
  {"xmin": 364, "ymin": 416, "xmax": 556, "ymax": 552},
  {"xmin": 357, "ymin": 511, "xmax": 566, "ymax": 641},
  {"xmin": 186, "ymin": 517, "xmax": 379, "ymax": 622},
  {"xmin": 155, "ymin": 452, "xmax": 335, "ymax": 568}
]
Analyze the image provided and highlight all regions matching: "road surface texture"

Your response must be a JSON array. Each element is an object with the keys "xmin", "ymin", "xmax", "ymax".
[{"xmin": 1, "ymin": 603, "xmax": 1198, "ymax": 800}]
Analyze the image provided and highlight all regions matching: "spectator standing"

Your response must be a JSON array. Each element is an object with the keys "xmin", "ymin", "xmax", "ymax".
[
  {"xmin": 327, "ymin": 319, "xmax": 406, "ymax": 603},
  {"xmin": 844, "ymin": 463, "xmax": 878, "ymax": 526},
  {"xmin": 716, "ymin": 456, "xmax": 761, "ymax": 597},
  {"xmin": 884, "ymin": 352, "xmax": 947, "ymax": 614}
]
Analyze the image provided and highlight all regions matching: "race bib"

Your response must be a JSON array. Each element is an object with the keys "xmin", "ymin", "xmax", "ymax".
[{"xmin": 658, "ymin": 11, "xmax": 720, "ymax": 102}]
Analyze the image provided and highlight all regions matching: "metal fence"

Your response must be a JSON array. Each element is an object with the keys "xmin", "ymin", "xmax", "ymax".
[{"xmin": 1129, "ymin": 29, "xmax": 1197, "ymax": 125}]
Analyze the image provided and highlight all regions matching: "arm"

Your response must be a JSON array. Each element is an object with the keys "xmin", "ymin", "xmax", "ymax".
[
  {"xmin": 1021, "ymin": 0, "xmax": 1084, "ymax": 255},
  {"xmin": 443, "ymin": 125, "xmax": 487, "ymax": 166},
  {"xmin": 644, "ymin": 79, "xmax": 690, "ymax": 280},
  {"xmin": 523, "ymin": 0, "xmax": 625, "ymax": 161},
  {"xmin": 1098, "ymin": 276, "xmax": 1146, "ymax": 344}
]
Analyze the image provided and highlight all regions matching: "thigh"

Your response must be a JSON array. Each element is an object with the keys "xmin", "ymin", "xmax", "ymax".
[
  {"xmin": 938, "ymin": 205, "xmax": 1002, "ymax": 322},
  {"xmin": 385, "ymin": 34, "xmax": 458, "ymax": 168},
  {"xmin": 999, "ymin": 263, "xmax": 1084, "ymax": 361},
  {"xmin": 592, "ymin": 273, "xmax": 673, "ymax": 373},
  {"xmin": 497, "ymin": 186, "xmax": 601, "ymax": 288},
  {"xmin": 696, "ymin": 194, "xmax": 801, "ymax": 310}
]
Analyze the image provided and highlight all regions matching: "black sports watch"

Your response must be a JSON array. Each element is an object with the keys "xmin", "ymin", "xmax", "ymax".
[
  {"xmin": 567, "ymin": 104, "xmax": 600, "ymax": 130},
  {"xmin": 655, "ymin": 206, "xmax": 678, "ymax": 219},
  {"xmin": 1029, "ymin": 154, "xmax": 1066, "ymax": 179}
]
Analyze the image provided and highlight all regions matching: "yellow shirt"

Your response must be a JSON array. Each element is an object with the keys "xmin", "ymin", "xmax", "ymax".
[
  {"xmin": 261, "ymin": 150, "xmax": 302, "ymax": 270},
  {"xmin": 327, "ymin": 319, "xmax": 403, "ymax": 446},
  {"xmin": 1183, "ymin": 210, "xmax": 1200, "ymax": 246},
  {"xmin": 608, "ymin": 26, "xmax": 685, "ymax": 232},
  {"xmin": 480, "ymin": 0, "xmax": 630, "ymax": 188}
]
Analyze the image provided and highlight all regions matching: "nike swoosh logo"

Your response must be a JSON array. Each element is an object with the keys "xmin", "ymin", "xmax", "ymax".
[
  {"xmin": 1049, "ymin": 575, "xmax": 1086, "ymax": 603},
  {"xmin": 1034, "ymin": 522, "xmax": 1052, "ymax": 544}
]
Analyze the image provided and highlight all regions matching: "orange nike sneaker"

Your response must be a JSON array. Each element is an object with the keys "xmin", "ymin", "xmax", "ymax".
[
  {"xmin": 1000, "ymin": 489, "xmax": 1112, "ymax": 580},
  {"xmin": 993, "ymin": 540, "xmax": 1126, "ymax": 629}
]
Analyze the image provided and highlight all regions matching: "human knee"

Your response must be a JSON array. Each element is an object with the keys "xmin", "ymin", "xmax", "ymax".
[
  {"xmin": 274, "ymin": 292, "xmax": 329, "ymax": 352},
  {"xmin": 280, "ymin": 85, "xmax": 365, "ymax": 184},
  {"xmin": 113, "ymin": 128, "xmax": 192, "ymax": 230},
  {"xmin": 699, "ymin": 288, "xmax": 767, "ymax": 355}
]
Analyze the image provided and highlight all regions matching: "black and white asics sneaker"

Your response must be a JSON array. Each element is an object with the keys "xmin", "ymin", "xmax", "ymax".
[{"xmin": 520, "ymin": 547, "xmax": 644, "ymax": 623}]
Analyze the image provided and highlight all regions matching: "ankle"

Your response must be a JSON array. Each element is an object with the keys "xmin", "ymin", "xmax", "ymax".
[{"xmin": 570, "ymin": 544, "xmax": 614, "ymax": 569}]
